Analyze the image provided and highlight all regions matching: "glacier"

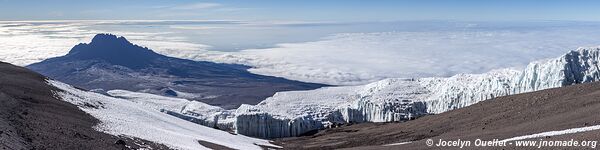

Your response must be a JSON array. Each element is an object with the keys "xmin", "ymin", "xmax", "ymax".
[{"xmin": 111, "ymin": 47, "xmax": 600, "ymax": 139}]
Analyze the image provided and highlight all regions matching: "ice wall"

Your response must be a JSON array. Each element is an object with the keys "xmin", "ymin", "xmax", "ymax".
[
  {"xmin": 422, "ymin": 47, "xmax": 600, "ymax": 114},
  {"xmin": 231, "ymin": 79, "xmax": 430, "ymax": 138},
  {"xmin": 228, "ymin": 47, "xmax": 600, "ymax": 138}
]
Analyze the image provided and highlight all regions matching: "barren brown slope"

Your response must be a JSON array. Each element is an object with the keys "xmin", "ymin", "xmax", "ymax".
[
  {"xmin": 276, "ymin": 81, "xmax": 600, "ymax": 149},
  {"xmin": 0, "ymin": 62, "xmax": 169, "ymax": 150}
]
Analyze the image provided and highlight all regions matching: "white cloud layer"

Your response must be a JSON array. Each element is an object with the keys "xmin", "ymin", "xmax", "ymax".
[
  {"xmin": 171, "ymin": 2, "xmax": 222, "ymax": 10},
  {"xmin": 3, "ymin": 21, "xmax": 600, "ymax": 85},
  {"xmin": 177, "ymin": 29, "xmax": 600, "ymax": 85}
]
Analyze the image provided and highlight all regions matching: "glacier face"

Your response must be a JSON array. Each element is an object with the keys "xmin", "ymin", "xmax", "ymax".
[
  {"xmin": 231, "ymin": 81, "xmax": 427, "ymax": 138},
  {"xmin": 421, "ymin": 47, "xmax": 600, "ymax": 113},
  {"xmin": 108, "ymin": 47, "xmax": 600, "ymax": 139},
  {"xmin": 230, "ymin": 79, "xmax": 433, "ymax": 138},
  {"xmin": 228, "ymin": 47, "xmax": 600, "ymax": 138}
]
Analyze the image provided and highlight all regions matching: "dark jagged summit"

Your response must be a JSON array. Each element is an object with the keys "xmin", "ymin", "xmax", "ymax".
[
  {"xmin": 27, "ymin": 34, "xmax": 326, "ymax": 109},
  {"xmin": 89, "ymin": 33, "xmax": 131, "ymax": 46},
  {"xmin": 66, "ymin": 34, "xmax": 161, "ymax": 69}
]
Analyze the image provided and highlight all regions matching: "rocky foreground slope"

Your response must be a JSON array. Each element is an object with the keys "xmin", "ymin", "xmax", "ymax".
[
  {"xmin": 148, "ymin": 47, "xmax": 600, "ymax": 139},
  {"xmin": 0, "ymin": 62, "xmax": 169, "ymax": 150},
  {"xmin": 276, "ymin": 79, "xmax": 600, "ymax": 149}
]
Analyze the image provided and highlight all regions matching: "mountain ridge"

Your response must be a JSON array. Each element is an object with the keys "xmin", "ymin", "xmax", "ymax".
[{"xmin": 27, "ymin": 34, "xmax": 327, "ymax": 109}]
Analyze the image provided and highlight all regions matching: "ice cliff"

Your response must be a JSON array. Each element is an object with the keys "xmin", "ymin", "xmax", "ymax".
[
  {"xmin": 422, "ymin": 47, "xmax": 600, "ymax": 113},
  {"xmin": 112, "ymin": 47, "xmax": 600, "ymax": 139}
]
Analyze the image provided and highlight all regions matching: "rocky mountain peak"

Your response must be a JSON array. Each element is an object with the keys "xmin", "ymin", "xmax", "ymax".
[
  {"xmin": 89, "ymin": 33, "xmax": 130, "ymax": 46},
  {"xmin": 65, "ymin": 33, "xmax": 162, "ymax": 69}
]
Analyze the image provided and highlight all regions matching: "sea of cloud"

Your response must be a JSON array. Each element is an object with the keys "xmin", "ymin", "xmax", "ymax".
[{"xmin": 2, "ymin": 20, "xmax": 600, "ymax": 85}]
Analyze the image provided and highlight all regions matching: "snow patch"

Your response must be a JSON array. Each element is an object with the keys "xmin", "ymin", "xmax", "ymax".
[
  {"xmin": 383, "ymin": 142, "xmax": 413, "ymax": 146},
  {"xmin": 501, "ymin": 125, "xmax": 600, "ymax": 142}
]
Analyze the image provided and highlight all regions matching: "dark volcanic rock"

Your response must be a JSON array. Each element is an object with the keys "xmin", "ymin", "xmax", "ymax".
[
  {"xmin": 0, "ymin": 62, "xmax": 170, "ymax": 150},
  {"xmin": 27, "ymin": 34, "xmax": 326, "ymax": 109}
]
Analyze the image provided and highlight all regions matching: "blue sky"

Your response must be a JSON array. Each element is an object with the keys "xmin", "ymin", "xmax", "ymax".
[
  {"xmin": 5, "ymin": 0, "xmax": 600, "ymax": 85},
  {"xmin": 2, "ymin": 0, "xmax": 600, "ymax": 21}
]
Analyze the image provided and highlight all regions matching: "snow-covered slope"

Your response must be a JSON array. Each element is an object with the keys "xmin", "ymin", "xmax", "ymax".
[
  {"xmin": 177, "ymin": 47, "xmax": 600, "ymax": 139},
  {"xmin": 49, "ymin": 80, "xmax": 278, "ymax": 150},
  {"xmin": 107, "ymin": 90, "xmax": 237, "ymax": 131}
]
